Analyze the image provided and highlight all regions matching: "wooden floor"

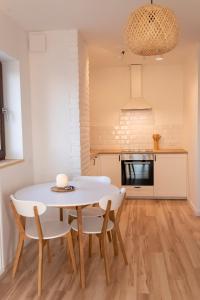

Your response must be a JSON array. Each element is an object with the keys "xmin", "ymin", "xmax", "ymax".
[{"xmin": 1, "ymin": 199, "xmax": 200, "ymax": 300}]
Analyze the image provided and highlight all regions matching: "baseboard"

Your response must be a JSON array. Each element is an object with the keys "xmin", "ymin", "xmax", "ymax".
[
  {"xmin": 0, "ymin": 266, "xmax": 5, "ymax": 277},
  {"xmin": 127, "ymin": 197, "xmax": 187, "ymax": 200},
  {"xmin": 188, "ymin": 199, "xmax": 200, "ymax": 216},
  {"xmin": 0, "ymin": 264, "xmax": 9, "ymax": 280}
]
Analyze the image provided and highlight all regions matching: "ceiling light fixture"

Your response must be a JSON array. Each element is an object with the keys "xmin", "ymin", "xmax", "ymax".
[
  {"xmin": 124, "ymin": 0, "xmax": 179, "ymax": 56},
  {"xmin": 155, "ymin": 55, "xmax": 164, "ymax": 61}
]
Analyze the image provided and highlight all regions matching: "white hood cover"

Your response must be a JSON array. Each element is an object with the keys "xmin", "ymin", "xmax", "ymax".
[{"xmin": 121, "ymin": 65, "xmax": 152, "ymax": 110}]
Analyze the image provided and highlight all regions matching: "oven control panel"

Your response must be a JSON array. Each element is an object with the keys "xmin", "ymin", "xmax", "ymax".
[{"xmin": 121, "ymin": 153, "xmax": 154, "ymax": 161}]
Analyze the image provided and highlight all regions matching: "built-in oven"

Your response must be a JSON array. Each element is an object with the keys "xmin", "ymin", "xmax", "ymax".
[{"xmin": 121, "ymin": 153, "xmax": 154, "ymax": 186}]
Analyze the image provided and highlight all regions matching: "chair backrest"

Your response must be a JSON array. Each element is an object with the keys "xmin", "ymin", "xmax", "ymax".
[
  {"xmin": 10, "ymin": 195, "xmax": 46, "ymax": 217},
  {"xmin": 99, "ymin": 187, "xmax": 126, "ymax": 211},
  {"xmin": 100, "ymin": 188, "xmax": 126, "ymax": 234},
  {"xmin": 74, "ymin": 176, "xmax": 111, "ymax": 184},
  {"xmin": 10, "ymin": 195, "xmax": 46, "ymax": 240}
]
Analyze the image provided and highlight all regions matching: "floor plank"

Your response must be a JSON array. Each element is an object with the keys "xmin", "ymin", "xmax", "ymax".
[{"xmin": 1, "ymin": 200, "xmax": 200, "ymax": 299}]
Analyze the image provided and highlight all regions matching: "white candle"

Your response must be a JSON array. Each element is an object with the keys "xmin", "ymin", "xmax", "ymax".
[{"xmin": 56, "ymin": 174, "xmax": 68, "ymax": 188}]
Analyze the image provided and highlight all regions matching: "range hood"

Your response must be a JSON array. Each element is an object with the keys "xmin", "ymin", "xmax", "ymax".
[{"xmin": 121, "ymin": 64, "xmax": 152, "ymax": 110}]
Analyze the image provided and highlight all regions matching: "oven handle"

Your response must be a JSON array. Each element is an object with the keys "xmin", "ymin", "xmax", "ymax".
[{"xmin": 123, "ymin": 161, "xmax": 151, "ymax": 165}]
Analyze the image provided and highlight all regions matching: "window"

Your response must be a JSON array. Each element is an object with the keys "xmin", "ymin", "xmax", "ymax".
[{"xmin": 0, "ymin": 62, "xmax": 5, "ymax": 160}]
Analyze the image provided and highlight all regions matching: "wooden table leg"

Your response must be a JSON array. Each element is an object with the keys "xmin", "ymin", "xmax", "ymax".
[
  {"xmin": 60, "ymin": 208, "xmax": 63, "ymax": 221},
  {"xmin": 76, "ymin": 206, "xmax": 86, "ymax": 288},
  {"xmin": 60, "ymin": 208, "xmax": 64, "ymax": 245},
  {"xmin": 110, "ymin": 211, "xmax": 119, "ymax": 256}
]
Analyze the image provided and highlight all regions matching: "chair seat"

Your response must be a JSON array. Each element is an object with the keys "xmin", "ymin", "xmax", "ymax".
[
  {"xmin": 68, "ymin": 207, "xmax": 105, "ymax": 218},
  {"xmin": 26, "ymin": 220, "xmax": 71, "ymax": 240},
  {"xmin": 71, "ymin": 217, "xmax": 114, "ymax": 234}
]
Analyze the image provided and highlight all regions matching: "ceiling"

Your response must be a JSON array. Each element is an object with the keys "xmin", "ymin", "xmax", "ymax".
[{"xmin": 0, "ymin": 0, "xmax": 199, "ymax": 65}]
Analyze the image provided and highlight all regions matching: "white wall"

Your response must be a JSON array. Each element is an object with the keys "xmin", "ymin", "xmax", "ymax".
[
  {"xmin": 0, "ymin": 13, "xmax": 33, "ymax": 273},
  {"xmin": 30, "ymin": 30, "xmax": 81, "ymax": 182},
  {"xmin": 30, "ymin": 30, "xmax": 91, "ymax": 182},
  {"xmin": 183, "ymin": 44, "xmax": 200, "ymax": 213},
  {"xmin": 90, "ymin": 64, "xmax": 184, "ymax": 149},
  {"xmin": 78, "ymin": 36, "xmax": 90, "ymax": 175}
]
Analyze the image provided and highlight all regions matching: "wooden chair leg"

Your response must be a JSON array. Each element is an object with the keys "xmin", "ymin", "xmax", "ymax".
[
  {"xmin": 111, "ymin": 229, "xmax": 118, "ymax": 256},
  {"xmin": 46, "ymin": 240, "xmax": 51, "ymax": 263},
  {"xmin": 38, "ymin": 241, "xmax": 44, "ymax": 297},
  {"xmin": 69, "ymin": 216, "xmax": 77, "ymax": 247},
  {"xmin": 12, "ymin": 234, "xmax": 24, "ymax": 278},
  {"xmin": 115, "ymin": 224, "xmax": 128, "ymax": 265},
  {"xmin": 89, "ymin": 235, "xmax": 92, "ymax": 258},
  {"xmin": 98, "ymin": 235, "xmax": 103, "ymax": 258},
  {"xmin": 71, "ymin": 229, "xmax": 78, "ymax": 247},
  {"xmin": 77, "ymin": 206, "xmax": 86, "ymax": 288},
  {"xmin": 101, "ymin": 235, "xmax": 110, "ymax": 285},
  {"xmin": 66, "ymin": 232, "xmax": 77, "ymax": 273},
  {"xmin": 107, "ymin": 231, "xmax": 112, "ymax": 242},
  {"xmin": 110, "ymin": 211, "xmax": 118, "ymax": 256}
]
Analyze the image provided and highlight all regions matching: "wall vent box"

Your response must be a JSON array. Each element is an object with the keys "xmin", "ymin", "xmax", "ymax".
[{"xmin": 29, "ymin": 33, "xmax": 46, "ymax": 52}]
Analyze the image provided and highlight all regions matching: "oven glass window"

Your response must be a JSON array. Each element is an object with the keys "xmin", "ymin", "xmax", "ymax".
[{"xmin": 121, "ymin": 160, "xmax": 154, "ymax": 186}]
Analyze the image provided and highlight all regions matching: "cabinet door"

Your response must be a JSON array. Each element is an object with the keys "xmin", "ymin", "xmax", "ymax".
[
  {"xmin": 99, "ymin": 154, "xmax": 121, "ymax": 187},
  {"xmin": 154, "ymin": 154, "xmax": 187, "ymax": 198},
  {"xmin": 89, "ymin": 157, "xmax": 100, "ymax": 176}
]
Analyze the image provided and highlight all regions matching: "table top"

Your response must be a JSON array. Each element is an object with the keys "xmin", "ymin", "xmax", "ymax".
[{"xmin": 14, "ymin": 180, "xmax": 119, "ymax": 207}]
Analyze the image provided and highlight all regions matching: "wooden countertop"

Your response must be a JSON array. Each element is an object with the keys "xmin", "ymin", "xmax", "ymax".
[{"xmin": 91, "ymin": 148, "xmax": 187, "ymax": 157}]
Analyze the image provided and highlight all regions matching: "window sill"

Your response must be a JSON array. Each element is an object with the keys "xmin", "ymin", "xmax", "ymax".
[{"xmin": 0, "ymin": 159, "xmax": 24, "ymax": 169}]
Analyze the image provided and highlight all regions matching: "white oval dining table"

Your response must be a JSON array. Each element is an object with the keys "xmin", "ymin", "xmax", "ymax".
[
  {"xmin": 15, "ymin": 180, "xmax": 119, "ymax": 207},
  {"xmin": 14, "ymin": 180, "xmax": 119, "ymax": 288}
]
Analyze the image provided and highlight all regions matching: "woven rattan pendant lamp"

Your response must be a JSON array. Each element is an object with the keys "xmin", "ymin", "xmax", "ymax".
[{"xmin": 124, "ymin": 0, "xmax": 179, "ymax": 56}]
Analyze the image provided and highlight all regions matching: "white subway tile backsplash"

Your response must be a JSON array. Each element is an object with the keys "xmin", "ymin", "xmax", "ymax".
[{"xmin": 91, "ymin": 110, "xmax": 183, "ymax": 150}]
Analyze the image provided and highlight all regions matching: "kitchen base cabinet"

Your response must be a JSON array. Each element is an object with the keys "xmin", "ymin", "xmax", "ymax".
[
  {"xmin": 99, "ymin": 154, "xmax": 121, "ymax": 187},
  {"xmin": 95, "ymin": 152, "xmax": 188, "ymax": 199},
  {"xmin": 154, "ymin": 154, "xmax": 187, "ymax": 199},
  {"xmin": 125, "ymin": 186, "xmax": 154, "ymax": 198},
  {"xmin": 88, "ymin": 156, "xmax": 100, "ymax": 176}
]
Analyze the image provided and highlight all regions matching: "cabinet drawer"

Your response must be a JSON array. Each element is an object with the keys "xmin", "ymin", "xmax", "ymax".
[{"xmin": 124, "ymin": 186, "xmax": 154, "ymax": 198}]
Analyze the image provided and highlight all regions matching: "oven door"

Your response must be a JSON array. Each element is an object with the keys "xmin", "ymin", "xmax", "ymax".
[{"xmin": 121, "ymin": 159, "xmax": 154, "ymax": 186}]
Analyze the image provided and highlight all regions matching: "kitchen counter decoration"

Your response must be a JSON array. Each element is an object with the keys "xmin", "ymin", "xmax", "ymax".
[
  {"xmin": 51, "ymin": 173, "xmax": 75, "ymax": 192},
  {"xmin": 152, "ymin": 134, "xmax": 161, "ymax": 150}
]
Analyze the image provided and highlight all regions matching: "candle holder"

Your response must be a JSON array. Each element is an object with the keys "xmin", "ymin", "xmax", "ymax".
[
  {"xmin": 51, "ymin": 185, "xmax": 75, "ymax": 193},
  {"xmin": 51, "ymin": 173, "xmax": 75, "ymax": 192}
]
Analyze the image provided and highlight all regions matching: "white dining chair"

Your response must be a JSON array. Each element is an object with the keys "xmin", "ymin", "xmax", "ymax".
[
  {"xmin": 10, "ymin": 195, "xmax": 76, "ymax": 297},
  {"xmin": 71, "ymin": 187, "xmax": 128, "ymax": 284},
  {"xmin": 67, "ymin": 176, "xmax": 112, "ymax": 219}
]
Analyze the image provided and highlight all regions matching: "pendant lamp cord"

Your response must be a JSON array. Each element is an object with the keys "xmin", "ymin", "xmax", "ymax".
[{"xmin": 151, "ymin": 0, "xmax": 153, "ymax": 4}]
